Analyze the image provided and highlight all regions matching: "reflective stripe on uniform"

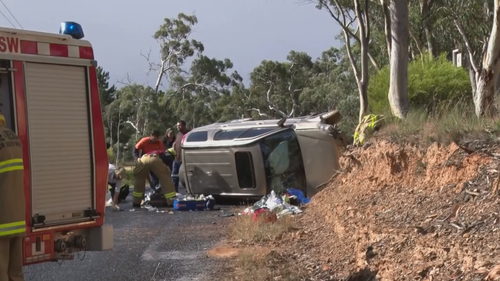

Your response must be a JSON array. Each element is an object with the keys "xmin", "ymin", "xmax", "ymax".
[
  {"xmin": 133, "ymin": 191, "xmax": 144, "ymax": 198},
  {"xmin": 0, "ymin": 158, "xmax": 23, "ymax": 174},
  {"xmin": 0, "ymin": 221, "xmax": 25, "ymax": 236},
  {"xmin": 164, "ymin": 192, "xmax": 176, "ymax": 199},
  {"xmin": 171, "ymin": 174, "xmax": 179, "ymax": 178}
]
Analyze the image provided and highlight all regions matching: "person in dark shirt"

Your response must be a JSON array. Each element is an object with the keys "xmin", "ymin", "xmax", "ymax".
[{"xmin": 162, "ymin": 128, "xmax": 176, "ymax": 149}]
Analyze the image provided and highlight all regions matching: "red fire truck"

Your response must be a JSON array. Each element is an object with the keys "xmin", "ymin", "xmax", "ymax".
[{"xmin": 0, "ymin": 22, "xmax": 113, "ymax": 265}]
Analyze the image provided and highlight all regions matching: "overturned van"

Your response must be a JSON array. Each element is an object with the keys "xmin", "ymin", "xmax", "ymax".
[{"xmin": 179, "ymin": 111, "xmax": 345, "ymax": 199}]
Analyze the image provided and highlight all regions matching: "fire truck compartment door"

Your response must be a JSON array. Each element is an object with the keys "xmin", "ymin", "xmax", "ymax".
[{"xmin": 25, "ymin": 62, "xmax": 94, "ymax": 226}]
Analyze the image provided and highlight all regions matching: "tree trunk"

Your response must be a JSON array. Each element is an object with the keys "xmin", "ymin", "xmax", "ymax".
[
  {"xmin": 423, "ymin": 25, "xmax": 434, "ymax": 57},
  {"xmin": 116, "ymin": 120, "xmax": 121, "ymax": 166},
  {"xmin": 381, "ymin": 0, "xmax": 392, "ymax": 58},
  {"xmin": 388, "ymin": 0, "xmax": 410, "ymax": 119},
  {"xmin": 468, "ymin": 55, "xmax": 478, "ymax": 97},
  {"xmin": 357, "ymin": 80, "xmax": 369, "ymax": 122},
  {"xmin": 355, "ymin": 0, "xmax": 370, "ymax": 122},
  {"xmin": 421, "ymin": 0, "xmax": 435, "ymax": 57},
  {"xmin": 474, "ymin": 0, "xmax": 500, "ymax": 117}
]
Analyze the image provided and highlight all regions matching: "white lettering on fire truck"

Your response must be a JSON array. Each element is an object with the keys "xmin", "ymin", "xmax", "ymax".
[{"xmin": 0, "ymin": 36, "xmax": 19, "ymax": 53}]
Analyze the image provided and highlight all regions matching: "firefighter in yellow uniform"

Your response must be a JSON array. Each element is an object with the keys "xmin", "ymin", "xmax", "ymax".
[
  {"xmin": 0, "ymin": 109, "xmax": 26, "ymax": 281},
  {"xmin": 132, "ymin": 153, "xmax": 177, "ymax": 208}
]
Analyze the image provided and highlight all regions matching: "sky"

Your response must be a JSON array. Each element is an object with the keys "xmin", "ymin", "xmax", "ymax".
[{"xmin": 3, "ymin": 0, "xmax": 341, "ymax": 88}]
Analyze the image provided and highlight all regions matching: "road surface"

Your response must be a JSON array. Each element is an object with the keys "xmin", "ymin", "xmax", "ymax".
[{"xmin": 23, "ymin": 189, "xmax": 233, "ymax": 281}]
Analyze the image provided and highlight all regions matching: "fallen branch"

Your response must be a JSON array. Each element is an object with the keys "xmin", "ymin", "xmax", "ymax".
[
  {"xmin": 443, "ymin": 147, "xmax": 462, "ymax": 167},
  {"xmin": 465, "ymin": 190, "xmax": 481, "ymax": 196},
  {"xmin": 460, "ymin": 221, "xmax": 483, "ymax": 236},
  {"xmin": 486, "ymin": 263, "xmax": 500, "ymax": 280},
  {"xmin": 437, "ymin": 204, "xmax": 461, "ymax": 223},
  {"xmin": 450, "ymin": 222, "xmax": 464, "ymax": 230},
  {"xmin": 492, "ymin": 171, "xmax": 500, "ymax": 196}
]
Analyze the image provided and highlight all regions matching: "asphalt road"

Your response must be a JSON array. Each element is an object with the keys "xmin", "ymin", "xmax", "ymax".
[{"xmin": 22, "ymin": 189, "xmax": 234, "ymax": 281}]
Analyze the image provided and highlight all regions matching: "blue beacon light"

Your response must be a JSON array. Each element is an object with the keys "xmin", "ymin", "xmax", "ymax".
[{"xmin": 59, "ymin": 21, "xmax": 85, "ymax": 40}]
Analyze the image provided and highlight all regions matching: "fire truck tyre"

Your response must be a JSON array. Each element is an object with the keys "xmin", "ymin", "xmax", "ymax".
[
  {"xmin": 75, "ymin": 235, "xmax": 87, "ymax": 249},
  {"xmin": 54, "ymin": 239, "xmax": 67, "ymax": 253}
]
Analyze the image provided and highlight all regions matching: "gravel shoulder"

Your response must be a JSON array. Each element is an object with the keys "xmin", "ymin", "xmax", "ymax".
[{"xmin": 23, "ymin": 190, "xmax": 233, "ymax": 281}]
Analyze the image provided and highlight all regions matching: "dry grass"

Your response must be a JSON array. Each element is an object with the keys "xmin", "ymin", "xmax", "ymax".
[
  {"xmin": 230, "ymin": 213, "xmax": 296, "ymax": 243},
  {"xmin": 222, "ymin": 214, "xmax": 306, "ymax": 280},
  {"xmin": 232, "ymin": 249, "xmax": 308, "ymax": 281},
  {"xmin": 376, "ymin": 101, "xmax": 500, "ymax": 145}
]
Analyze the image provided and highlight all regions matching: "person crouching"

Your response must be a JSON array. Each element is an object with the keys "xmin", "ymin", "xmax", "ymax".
[
  {"xmin": 132, "ymin": 152, "xmax": 177, "ymax": 208},
  {"xmin": 107, "ymin": 164, "xmax": 126, "ymax": 211}
]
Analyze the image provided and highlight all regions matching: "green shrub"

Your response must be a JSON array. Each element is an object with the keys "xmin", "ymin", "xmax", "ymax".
[
  {"xmin": 107, "ymin": 146, "xmax": 115, "ymax": 163},
  {"xmin": 122, "ymin": 170, "xmax": 134, "ymax": 186},
  {"xmin": 368, "ymin": 53, "xmax": 472, "ymax": 114}
]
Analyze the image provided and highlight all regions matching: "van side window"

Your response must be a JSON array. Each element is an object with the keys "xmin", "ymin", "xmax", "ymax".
[
  {"xmin": 186, "ymin": 131, "xmax": 208, "ymax": 142},
  {"xmin": 214, "ymin": 128, "xmax": 276, "ymax": 140},
  {"xmin": 0, "ymin": 60, "xmax": 14, "ymax": 131},
  {"xmin": 234, "ymin": 152, "xmax": 256, "ymax": 189},
  {"xmin": 238, "ymin": 128, "xmax": 275, "ymax": 138},
  {"xmin": 214, "ymin": 129, "xmax": 246, "ymax": 140},
  {"xmin": 259, "ymin": 129, "xmax": 307, "ymax": 195}
]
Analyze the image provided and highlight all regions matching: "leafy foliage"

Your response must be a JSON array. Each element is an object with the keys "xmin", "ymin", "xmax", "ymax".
[{"xmin": 369, "ymin": 54, "xmax": 472, "ymax": 113}]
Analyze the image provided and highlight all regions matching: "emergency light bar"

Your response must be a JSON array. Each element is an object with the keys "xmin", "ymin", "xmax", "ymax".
[{"xmin": 59, "ymin": 21, "xmax": 84, "ymax": 39}]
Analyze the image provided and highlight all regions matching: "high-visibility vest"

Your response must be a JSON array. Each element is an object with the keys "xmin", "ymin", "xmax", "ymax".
[{"xmin": 0, "ymin": 126, "xmax": 26, "ymax": 237}]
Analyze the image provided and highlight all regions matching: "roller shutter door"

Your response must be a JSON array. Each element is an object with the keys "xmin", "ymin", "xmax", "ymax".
[{"xmin": 25, "ymin": 62, "xmax": 93, "ymax": 224}]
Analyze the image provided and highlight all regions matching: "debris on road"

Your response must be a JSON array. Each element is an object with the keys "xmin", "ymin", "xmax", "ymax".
[
  {"xmin": 245, "ymin": 189, "xmax": 306, "ymax": 222},
  {"xmin": 220, "ymin": 213, "xmax": 236, "ymax": 218},
  {"xmin": 140, "ymin": 190, "xmax": 219, "ymax": 212}
]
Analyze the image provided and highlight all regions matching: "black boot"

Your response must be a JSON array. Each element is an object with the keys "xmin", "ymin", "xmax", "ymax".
[{"xmin": 132, "ymin": 203, "xmax": 141, "ymax": 208}]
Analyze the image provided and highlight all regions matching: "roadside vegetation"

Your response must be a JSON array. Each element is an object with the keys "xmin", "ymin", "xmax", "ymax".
[
  {"xmin": 230, "ymin": 213, "xmax": 296, "ymax": 244},
  {"xmin": 97, "ymin": 0, "xmax": 500, "ymax": 279},
  {"xmin": 223, "ymin": 214, "xmax": 307, "ymax": 281}
]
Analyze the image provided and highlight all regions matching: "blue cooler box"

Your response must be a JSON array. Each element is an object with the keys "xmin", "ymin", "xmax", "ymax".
[{"xmin": 173, "ymin": 200, "xmax": 206, "ymax": 211}]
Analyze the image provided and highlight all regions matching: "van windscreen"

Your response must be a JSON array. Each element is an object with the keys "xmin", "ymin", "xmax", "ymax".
[{"xmin": 214, "ymin": 128, "xmax": 276, "ymax": 141}]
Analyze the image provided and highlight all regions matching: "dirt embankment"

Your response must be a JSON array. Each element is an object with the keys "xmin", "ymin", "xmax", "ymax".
[{"xmin": 275, "ymin": 138, "xmax": 500, "ymax": 280}]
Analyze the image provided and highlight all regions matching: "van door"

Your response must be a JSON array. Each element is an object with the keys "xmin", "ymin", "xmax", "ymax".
[{"xmin": 24, "ymin": 62, "xmax": 94, "ymax": 226}]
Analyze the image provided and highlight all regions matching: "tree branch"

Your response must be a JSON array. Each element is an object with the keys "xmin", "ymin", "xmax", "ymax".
[
  {"xmin": 125, "ymin": 120, "xmax": 138, "ymax": 132},
  {"xmin": 364, "ymin": 0, "xmax": 370, "ymax": 43},
  {"xmin": 343, "ymin": 29, "xmax": 361, "ymax": 82},
  {"xmin": 368, "ymin": 53, "xmax": 380, "ymax": 70},
  {"xmin": 409, "ymin": 28, "xmax": 424, "ymax": 57},
  {"xmin": 320, "ymin": 0, "xmax": 379, "ymax": 70},
  {"xmin": 248, "ymin": 108, "xmax": 268, "ymax": 117},
  {"xmin": 454, "ymin": 18, "xmax": 479, "ymax": 73},
  {"xmin": 116, "ymin": 73, "xmax": 134, "ymax": 86},
  {"xmin": 140, "ymin": 48, "xmax": 154, "ymax": 75},
  {"xmin": 265, "ymin": 83, "xmax": 288, "ymax": 118}
]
